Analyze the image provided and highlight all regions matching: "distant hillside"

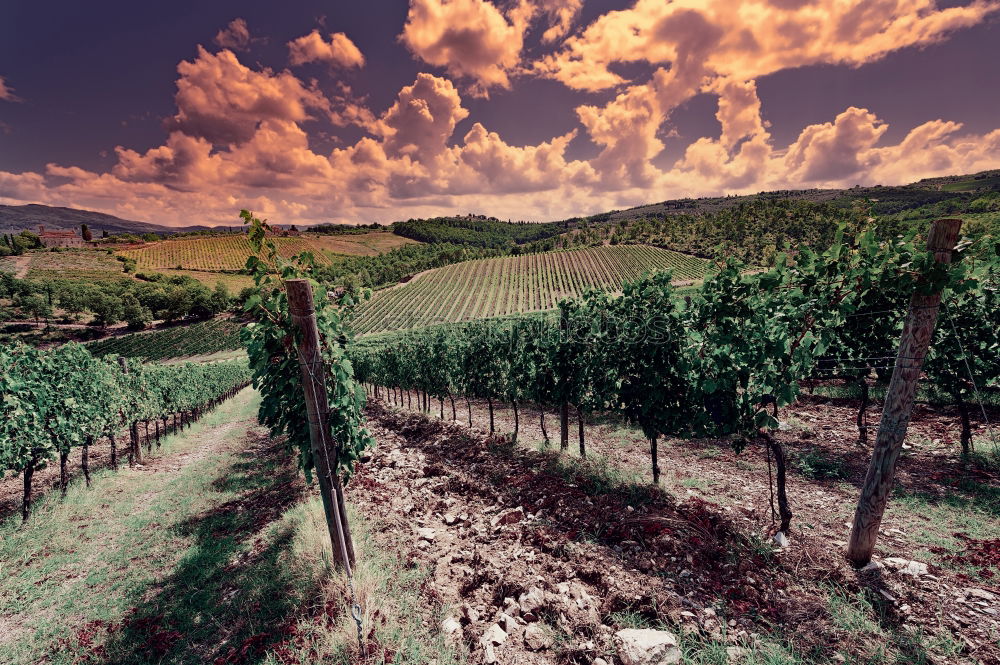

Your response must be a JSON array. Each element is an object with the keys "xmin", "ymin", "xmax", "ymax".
[
  {"xmin": 590, "ymin": 169, "xmax": 1000, "ymax": 224},
  {"xmin": 0, "ymin": 204, "xmax": 184, "ymax": 235}
]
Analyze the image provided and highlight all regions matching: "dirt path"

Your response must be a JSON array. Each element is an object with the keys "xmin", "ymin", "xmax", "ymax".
[
  {"xmin": 8, "ymin": 254, "xmax": 31, "ymax": 278},
  {"xmin": 361, "ymin": 396, "xmax": 1000, "ymax": 664}
]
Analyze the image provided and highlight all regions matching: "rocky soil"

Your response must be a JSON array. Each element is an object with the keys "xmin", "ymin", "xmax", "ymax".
[{"xmin": 349, "ymin": 399, "xmax": 1000, "ymax": 665}]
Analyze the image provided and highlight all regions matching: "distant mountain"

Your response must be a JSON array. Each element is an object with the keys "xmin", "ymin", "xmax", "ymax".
[{"xmin": 0, "ymin": 204, "xmax": 220, "ymax": 235}]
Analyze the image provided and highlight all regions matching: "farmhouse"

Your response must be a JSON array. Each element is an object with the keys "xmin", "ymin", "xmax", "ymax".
[{"xmin": 37, "ymin": 225, "xmax": 84, "ymax": 248}]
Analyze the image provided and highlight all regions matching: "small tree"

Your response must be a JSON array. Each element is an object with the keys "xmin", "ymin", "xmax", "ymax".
[
  {"xmin": 122, "ymin": 293, "xmax": 153, "ymax": 330},
  {"xmin": 81, "ymin": 224, "xmax": 93, "ymax": 242}
]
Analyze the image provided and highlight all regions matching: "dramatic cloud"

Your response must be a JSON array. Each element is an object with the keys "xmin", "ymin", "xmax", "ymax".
[
  {"xmin": 535, "ymin": 0, "xmax": 583, "ymax": 42},
  {"xmin": 400, "ymin": 0, "xmax": 530, "ymax": 94},
  {"xmin": 163, "ymin": 46, "xmax": 332, "ymax": 145},
  {"xmin": 377, "ymin": 73, "xmax": 469, "ymax": 161},
  {"xmin": 2, "ymin": 3, "xmax": 1000, "ymax": 227},
  {"xmin": 0, "ymin": 76, "xmax": 22, "ymax": 102},
  {"xmin": 288, "ymin": 30, "xmax": 366, "ymax": 68},
  {"xmin": 213, "ymin": 18, "xmax": 253, "ymax": 51},
  {"xmin": 537, "ymin": 0, "xmax": 999, "ymax": 92}
]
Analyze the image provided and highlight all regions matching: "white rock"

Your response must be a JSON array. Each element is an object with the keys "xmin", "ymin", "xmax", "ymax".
[
  {"xmin": 482, "ymin": 642, "xmax": 497, "ymax": 664},
  {"xmin": 417, "ymin": 527, "xmax": 437, "ymax": 542},
  {"xmin": 966, "ymin": 588, "xmax": 997, "ymax": 602},
  {"xmin": 883, "ymin": 557, "xmax": 928, "ymax": 576},
  {"xmin": 726, "ymin": 646, "xmax": 745, "ymax": 660},
  {"xmin": 441, "ymin": 617, "xmax": 462, "ymax": 635},
  {"xmin": 482, "ymin": 623, "xmax": 507, "ymax": 646},
  {"xmin": 594, "ymin": 660, "xmax": 610, "ymax": 665},
  {"xmin": 519, "ymin": 587, "xmax": 545, "ymax": 615},
  {"xmin": 615, "ymin": 628, "xmax": 681, "ymax": 665},
  {"xmin": 497, "ymin": 612, "xmax": 518, "ymax": 635},
  {"xmin": 524, "ymin": 623, "xmax": 554, "ymax": 651},
  {"xmin": 858, "ymin": 561, "xmax": 883, "ymax": 573},
  {"xmin": 772, "ymin": 531, "xmax": 789, "ymax": 548}
]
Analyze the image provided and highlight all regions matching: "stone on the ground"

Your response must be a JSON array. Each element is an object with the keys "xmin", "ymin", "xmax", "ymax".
[
  {"xmin": 491, "ymin": 507, "xmax": 525, "ymax": 527},
  {"xmin": 883, "ymin": 557, "xmax": 928, "ymax": 576},
  {"xmin": 482, "ymin": 623, "xmax": 507, "ymax": 646},
  {"xmin": 441, "ymin": 617, "xmax": 461, "ymax": 635},
  {"xmin": 519, "ymin": 586, "xmax": 545, "ymax": 615},
  {"xmin": 966, "ymin": 588, "xmax": 997, "ymax": 602},
  {"xmin": 523, "ymin": 623, "xmax": 554, "ymax": 651},
  {"xmin": 615, "ymin": 628, "xmax": 681, "ymax": 665},
  {"xmin": 772, "ymin": 531, "xmax": 789, "ymax": 548},
  {"xmin": 497, "ymin": 612, "xmax": 519, "ymax": 635},
  {"xmin": 416, "ymin": 527, "xmax": 436, "ymax": 541}
]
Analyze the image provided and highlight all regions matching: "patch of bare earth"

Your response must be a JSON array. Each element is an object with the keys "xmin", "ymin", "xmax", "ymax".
[{"xmin": 358, "ymin": 396, "xmax": 1000, "ymax": 664}]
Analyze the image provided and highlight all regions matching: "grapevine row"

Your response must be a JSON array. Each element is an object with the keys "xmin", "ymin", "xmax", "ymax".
[
  {"xmin": 0, "ymin": 343, "xmax": 252, "ymax": 520},
  {"xmin": 349, "ymin": 228, "xmax": 1000, "ymax": 534},
  {"xmin": 351, "ymin": 245, "xmax": 711, "ymax": 335}
]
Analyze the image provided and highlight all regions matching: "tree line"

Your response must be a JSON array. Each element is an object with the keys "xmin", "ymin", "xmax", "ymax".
[
  {"xmin": 0, "ymin": 344, "xmax": 251, "ymax": 520},
  {"xmin": 392, "ymin": 216, "xmax": 567, "ymax": 249},
  {"xmin": 0, "ymin": 271, "xmax": 237, "ymax": 329}
]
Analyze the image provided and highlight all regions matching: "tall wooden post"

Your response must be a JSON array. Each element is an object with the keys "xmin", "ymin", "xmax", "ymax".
[
  {"xmin": 846, "ymin": 219, "xmax": 962, "ymax": 567},
  {"xmin": 559, "ymin": 307, "xmax": 570, "ymax": 451},
  {"xmin": 285, "ymin": 279, "xmax": 356, "ymax": 569}
]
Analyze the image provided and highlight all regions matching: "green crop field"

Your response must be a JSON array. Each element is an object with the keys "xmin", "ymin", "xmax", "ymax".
[
  {"xmin": 0, "ymin": 249, "xmax": 126, "ymax": 281},
  {"xmin": 85, "ymin": 318, "xmax": 245, "ymax": 360},
  {"xmin": 117, "ymin": 232, "xmax": 419, "ymax": 272},
  {"xmin": 350, "ymin": 244, "xmax": 709, "ymax": 335}
]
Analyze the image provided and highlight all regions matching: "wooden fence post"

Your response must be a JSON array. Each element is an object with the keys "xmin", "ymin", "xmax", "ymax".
[
  {"xmin": 559, "ymin": 307, "xmax": 570, "ymax": 451},
  {"xmin": 285, "ymin": 279, "xmax": 356, "ymax": 569},
  {"xmin": 846, "ymin": 219, "xmax": 962, "ymax": 567}
]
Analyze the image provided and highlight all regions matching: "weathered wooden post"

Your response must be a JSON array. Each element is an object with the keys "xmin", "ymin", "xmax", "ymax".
[
  {"xmin": 846, "ymin": 219, "xmax": 962, "ymax": 567},
  {"xmin": 285, "ymin": 279, "xmax": 356, "ymax": 569},
  {"xmin": 559, "ymin": 307, "xmax": 570, "ymax": 451}
]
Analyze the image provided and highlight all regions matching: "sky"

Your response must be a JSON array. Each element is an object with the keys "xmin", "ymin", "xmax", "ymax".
[{"xmin": 1, "ymin": 0, "xmax": 999, "ymax": 227}]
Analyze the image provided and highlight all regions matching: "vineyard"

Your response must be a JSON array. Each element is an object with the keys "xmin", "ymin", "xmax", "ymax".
[
  {"xmin": 0, "ymin": 343, "xmax": 250, "ymax": 520},
  {"xmin": 116, "ymin": 232, "xmax": 418, "ymax": 272},
  {"xmin": 0, "ymin": 249, "xmax": 125, "ymax": 281},
  {"xmin": 4, "ymin": 215, "xmax": 1000, "ymax": 665},
  {"xmin": 350, "ymin": 244, "xmax": 710, "ymax": 335},
  {"xmin": 86, "ymin": 318, "xmax": 245, "ymax": 360}
]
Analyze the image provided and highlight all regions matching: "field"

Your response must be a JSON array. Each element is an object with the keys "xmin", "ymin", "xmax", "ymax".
[
  {"xmin": 351, "ymin": 244, "xmax": 709, "ymax": 335},
  {"xmin": 151, "ymin": 268, "xmax": 255, "ymax": 291},
  {"xmin": 0, "ymin": 249, "xmax": 125, "ymax": 281},
  {"xmin": 117, "ymin": 232, "xmax": 418, "ymax": 272},
  {"xmin": 85, "ymin": 318, "xmax": 244, "ymax": 360}
]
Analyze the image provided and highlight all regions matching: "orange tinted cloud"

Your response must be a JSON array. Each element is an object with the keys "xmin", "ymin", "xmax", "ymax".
[
  {"xmin": 2, "ymin": 3, "xmax": 1000, "ymax": 227},
  {"xmin": 213, "ymin": 18, "xmax": 253, "ymax": 51},
  {"xmin": 288, "ymin": 30, "xmax": 365, "ymax": 68},
  {"xmin": 0, "ymin": 76, "xmax": 22, "ymax": 102},
  {"xmin": 164, "ymin": 46, "xmax": 332, "ymax": 145},
  {"xmin": 400, "ymin": 0, "xmax": 529, "ymax": 94}
]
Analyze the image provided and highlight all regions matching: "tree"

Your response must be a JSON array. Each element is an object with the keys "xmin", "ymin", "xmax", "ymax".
[
  {"xmin": 81, "ymin": 224, "xmax": 93, "ymax": 242},
  {"xmin": 122, "ymin": 293, "xmax": 153, "ymax": 330},
  {"xmin": 16, "ymin": 292, "xmax": 52, "ymax": 327},
  {"xmin": 88, "ymin": 292, "xmax": 124, "ymax": 327},
  {"xmin": 210, "ymin": 282, "xmax": 232, "ymax": 313}
]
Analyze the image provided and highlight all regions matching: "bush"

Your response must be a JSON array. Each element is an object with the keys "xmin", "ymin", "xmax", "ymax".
[{"xmin": 796, "ymin": 448, "xmax": 848, "ymax": 480}]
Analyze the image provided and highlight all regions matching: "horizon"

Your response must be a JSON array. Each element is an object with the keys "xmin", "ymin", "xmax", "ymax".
[{"xmin": 2, "ymin": 1, "xmax": 1000, "ymax": 227}]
